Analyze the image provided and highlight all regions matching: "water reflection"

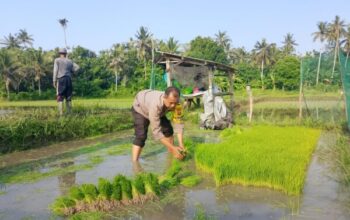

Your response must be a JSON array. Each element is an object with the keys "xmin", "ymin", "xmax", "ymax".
[{"xmin": 56, "ymin": 159, "xmax": 76, "ymax": 195}]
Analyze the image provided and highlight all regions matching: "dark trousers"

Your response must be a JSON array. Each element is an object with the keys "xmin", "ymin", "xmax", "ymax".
[
  {"xmin": 131, "ymin": 107, "xmax": 173, "ymax": 147},
  {"xmin": 57, "ymin": 76, "xmax": 72, "ymax": 102}
]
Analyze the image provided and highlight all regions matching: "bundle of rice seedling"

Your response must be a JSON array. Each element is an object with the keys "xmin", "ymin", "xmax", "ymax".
[
  {"xmin": 131, "ymin": 174, "xmax": 146, "ymax": 204},
  {"xmin": 97, "ymin": 178, "xmax": 114, "ymax": 210},
  {"xmin": 51, "ymin": 196, "xmax": 76, "ymax": 216},
  {"xmin": 142, "ymin": 173, "xmax": 160, "ymax": 200},
  {"xmin": 180, "ymin": 175, "xmax": 202, "ymax": 187},
  {"xmin": 80, "ymin": 184, "xmax": 98, "ymax": 204}
]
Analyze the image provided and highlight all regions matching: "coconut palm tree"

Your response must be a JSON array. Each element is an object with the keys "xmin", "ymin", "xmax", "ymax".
[
  {"xmin": 0, "ymin": 34, "xmax": 21, "ymax": 49},
  {"xmin": 135, "ymin": 26, "xmax": 152, "ymax": 79},
  {"xmin": 164, "ymin": 37, "xmax": 179, "ymax": 53},
  {"xmin": 282, "ymin": 33, "xmax": 298, "ymax": 55},
  {"xmin": 58, "ymin": 18, "xmax": 69, "ymax": 50},
  {"xmin": 16, "ymin": 29, "xmax": 34, "ymax": 48},
  {"xmin": 29, "ymin": 48, "xmax": 48, "ymax": 95},
  {"xmin": 0, "ymin": 49, "xmax": 20, "ymax": 99},
  {"xmin": 109, "ymin": 44, "xmax": 126, "ymax": 92},
  {"xmin": 340, "ymin": 26, "xmax": 350, "ymax": 67},
  {"xmin": 215, "ymin": 30, "xmax": 231, "ymax": 53},
  {"xmin": 327, "ymin": 15, "xmax": 346, "ymax": 79},
  {"xmin": 230, "ymin": 47, "xmax": 249, "ymax": 64},
  {"xmin": 312, "ymin": 21, "xmax": 328, "ymax": 85},
  {"xmin": 253, "ymin": 38, "xmax": 274, "ymax": 89}
]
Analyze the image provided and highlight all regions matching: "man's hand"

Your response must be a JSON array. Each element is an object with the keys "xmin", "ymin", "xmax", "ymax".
[
  {"xmin": 53, "ymin": 82, "xmax": 57, "ymax": 89},
  {"xmin": 170, "ymin": 146, "xmax": 185, "ymax": 160}
]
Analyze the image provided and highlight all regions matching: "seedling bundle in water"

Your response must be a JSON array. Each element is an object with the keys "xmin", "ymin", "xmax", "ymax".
[{"xmin": 51, "ymin": 139, "xmax": 201, "ymax": 216}]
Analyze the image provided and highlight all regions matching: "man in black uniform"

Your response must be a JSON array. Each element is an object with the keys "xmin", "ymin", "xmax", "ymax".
[{"xmin": 53, "ymin": 48, "xmax": 79, "ymax": 115}]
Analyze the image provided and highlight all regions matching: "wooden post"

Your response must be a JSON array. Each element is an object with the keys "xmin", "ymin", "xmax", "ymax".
[
  {"xmin": 208, "ymin": 67, "xmax": 214, "ymax": 95},
  {"xmin": 246, "ymin": 85, "xmax": 253, "ymax": 123},
  {"xmin": 166, "ymin": 59, "xmax": 172, "ymax": 87},
  {"xmin": 299, "ymin": 59, "xmax": 303, "ymax": 120},
  {"xmin": 228, "ymin": 71, "xmax": 234, "ymax": 113}
]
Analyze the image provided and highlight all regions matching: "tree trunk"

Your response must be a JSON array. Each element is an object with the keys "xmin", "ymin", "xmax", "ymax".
[
  {"xmin": 115, "ymin": 71, "xmax": 118, "ymax": 92},
  {"xmin": 38, "ymin": 78, "xmax": 41, "ymax": 96},
  {"xmin": 144, "ymin": 58, "xmax": 147, "ymax": 80},
  {"xmin": 316, "ymin": 52, "xmax": 322, "ymax": 85},
  {"xmin": 331, "ymin": 37, "xmax": 339, "ymax": 80},
  {"xmin": 261, "ymin": 59, "xmax": 264, "ymax": 90},
  {"xmin": 5, "ymin": 78, "xmax": 10, "ymax": 100}
]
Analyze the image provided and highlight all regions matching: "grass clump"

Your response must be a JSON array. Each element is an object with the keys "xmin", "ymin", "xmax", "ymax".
[
  {"xmin": 195, "ymin": 125, "xmax": 321, "ymax": 195},
  {"xmin": 180, "ymin": 175, "xmax": 202, "ymax": 187}
]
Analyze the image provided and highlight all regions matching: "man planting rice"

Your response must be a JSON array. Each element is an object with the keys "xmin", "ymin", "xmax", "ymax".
[{"xmin": 131, "ymin": 86, "xmax": 185, "ymax": 161}]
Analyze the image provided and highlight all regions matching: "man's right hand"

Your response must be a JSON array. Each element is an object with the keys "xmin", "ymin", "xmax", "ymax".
[
  {"xmin": 53, "ymin": 82, "xmax": 57, "ymax": 88},
  {"xmin": 171, "ymin": 146, "xmax": 185, "ymax": 160}
]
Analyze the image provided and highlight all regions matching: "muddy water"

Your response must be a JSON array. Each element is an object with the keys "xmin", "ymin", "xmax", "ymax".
[{"xmin": 0, "ymin": 128, "xmax": 349, "ymax": 220}]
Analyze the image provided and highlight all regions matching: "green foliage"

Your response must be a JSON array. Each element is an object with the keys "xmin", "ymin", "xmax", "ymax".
[
  {"xmin": 195, "ymin": 125, "xmax": 321, "ymax": 195},
  {"xmin": 186, "ymin": 36, "xmax": 229, "ymax": 64},
  {"xmin": 273, "ymin": 56, "xmax": 300, "ymax": 90}
]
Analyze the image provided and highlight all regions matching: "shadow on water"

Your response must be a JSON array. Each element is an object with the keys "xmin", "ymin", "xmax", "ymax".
[{"xmin": 0, "ymin": 120, "xmax": 349, "ymax": 219}]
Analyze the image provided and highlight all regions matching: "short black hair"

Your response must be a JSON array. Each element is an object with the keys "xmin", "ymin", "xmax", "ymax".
[{"xmin": 164, "ymin": 86, "xmax": 180, "ymax": 97}]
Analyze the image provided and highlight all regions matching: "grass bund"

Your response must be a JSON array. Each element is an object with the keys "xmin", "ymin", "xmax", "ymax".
[{"xmin": 195, "ymin": 125, "xmax": 321, "ymax": 195}]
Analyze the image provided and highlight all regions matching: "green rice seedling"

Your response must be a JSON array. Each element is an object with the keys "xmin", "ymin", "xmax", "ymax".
[
  {"xmin": 111, "ymin": 176, "xmax": 122, "ymax": 202},
  {"xmin": 120, "ymin": 178, "xmax": 133, "ymax": 203},
  {"xmin": 69, "ymin": 186, "xmax": 85, "ymax": 202},
  {"xmin": 180, "ymin": 175, "xmax": 202, "ymax": 187},
  {"xmin": 142, "ymin": 173, "xmax": 161, "ymax": 199},
  {"xmin": 165, "ymin": 160, "xmax": 182, "ymax": 178},
  {"xmin": 80, "ymin": 184, "xmax": 99, "ymax": 203},
  {"xmin": 195, "ymin": 125, "xmax": 321, "ymax": 195},
  {"xmin": 51, "ymin": 196, "xmax": 76, "ymax": 216},
  {"xmin": 97, "ymin": 178, "xmax": 113, "ymax": 200},
  {"xmin": 131, "ymin": 174, "xmax": 146, "ymax": 204}
]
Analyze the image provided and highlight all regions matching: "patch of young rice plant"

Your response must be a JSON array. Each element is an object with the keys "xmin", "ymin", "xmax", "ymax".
[{"xmin": 195, "ymin": 125, "xmax": 321, "ymax": 195}]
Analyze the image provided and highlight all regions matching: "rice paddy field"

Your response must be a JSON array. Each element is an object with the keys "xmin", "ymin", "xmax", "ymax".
[{"xmin": 0, "ymin": 95, "xmax": 349, "ymax": 219}]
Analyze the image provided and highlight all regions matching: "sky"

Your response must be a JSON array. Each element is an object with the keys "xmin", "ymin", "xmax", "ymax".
[{"xmin": 1, "ymin": 0, "xmax": 349, "ymax": 54}]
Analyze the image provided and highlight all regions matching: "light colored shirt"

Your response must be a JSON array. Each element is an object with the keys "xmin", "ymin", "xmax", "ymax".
[
  {"xmin": 53, "ymin": 57, "xmax": 79, "ymax": 82},
  {"xmin": 132, "ymin": 90, "xmax": 184, "ymax": 140}
]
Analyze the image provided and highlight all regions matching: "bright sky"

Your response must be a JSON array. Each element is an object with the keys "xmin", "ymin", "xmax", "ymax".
[{"xmin": 1, "ymin": 0, "xmax": 349, "ymax": 54}]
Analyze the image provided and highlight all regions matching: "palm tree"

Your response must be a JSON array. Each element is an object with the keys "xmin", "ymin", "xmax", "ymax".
[
  {"xmin": 29, "ymin": 48, "xmax": 48, "ymax": 95},
  {"xmin": 109, "ymin": 44, "xmax": 125, "ymax": 92},
  {"xmin": 58, "ymin": 18, "xmax": 69, "ymax": 50},
  {"xmin": 0, "ymin": 34, "xmax": 21, "ymax": 49},
  {"xmin": 230, "ymin": 47, "xmax": 248, "ymax": 64},
  {"xmin": 215, "ymin": 30, "xmax": 231, "ymax": 53},
  {"xmin": 16, "ymin": 29, "xmax": 34, "ymax": 48},
  {"xmin": 312, "ymin": 21, "xmax": 328, "ymax": 85},
  {"xmin": 164, "ymin": 37, "xmax": 179, "ymax": 53},
  {"xmin": 340, "ymin": 26, "xmax": 350, "ymax": 67},
  {"xmin": 328, "ymin": 15, "xmax": 346, "ymax": 79},
  {"xmin": 253, "ymin": 38, "xmax": 274, "ymax": 89},
  {"xmin": 135, "ymin": 26, "xmax": 152, "ymax": 79},
  {"xmin": 0, "ymin": 49, "xmax": 20, "ymax": 99},
  {"xmin": 282, "ymin": 33, "xmax": 298, "ymax": 55}
]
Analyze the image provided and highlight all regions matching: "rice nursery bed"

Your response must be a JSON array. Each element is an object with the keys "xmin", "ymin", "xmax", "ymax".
[{"xmin": 195, "ymin": 125, "xmax": 321, "ymax": 195}]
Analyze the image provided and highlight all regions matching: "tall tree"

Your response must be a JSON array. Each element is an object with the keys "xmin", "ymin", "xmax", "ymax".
[
  {"xmin": 109, "ymin": 44, "xmax": 126, "ymax": 92},
  {"xmin": 29, "ymin": 48, "xmax": 48, "ymax": 95},
  {"xmin": 328, "ymin": 15, "xmax": 346, "ymax": 79},
  {"xmin": 16, "ymin": 29, "xmax": 34, "ymax": 48},
  {"xmin": 215, "ymin": 30, "xmax": 231, "ymax": 53},
  {"xmin": 312, "ymin": 21, "xmax": 328, "ymax": 85},
  {"xmin": 58, "ymin": 18, "xmax": 69, "ymax": 50},
  {"xmin": 163, "ymin": 37, "xmax": 179, "ymax": 53},
  {"xmin": 0, "ymin": 34, "xmax": 21, "ymax": 49},
  {"xmin": 135, "ymin": 26, "xmax": 152, "ymax": 79},
  {"xmin": 253, "ymin": 38, "xmax": 274, "ymax": 89},
  {"xmin": 230, "ymin": 47, "xmax": 249, "ymax": 64},
  {"xmin": 282, "ymin": 33, "xmax": 298, "ymax": 55},
  {"xmin": 0, "ymin": 49, "xmax": 20, "ymax": 99}
]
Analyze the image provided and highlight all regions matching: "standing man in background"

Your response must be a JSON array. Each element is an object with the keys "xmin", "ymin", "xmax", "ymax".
[{"xmin": 53, "ymin": 48, "xmax": 79, "ymax": 116}]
